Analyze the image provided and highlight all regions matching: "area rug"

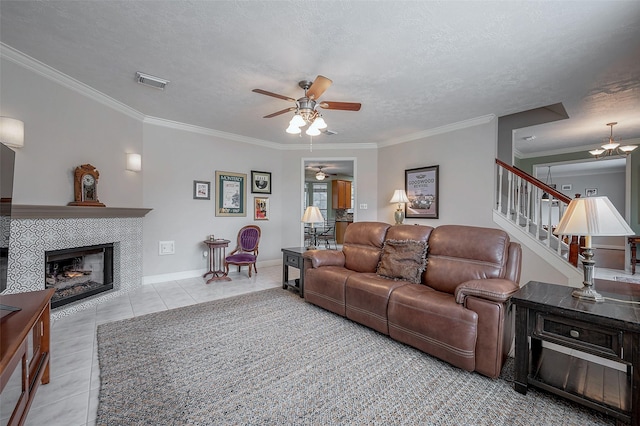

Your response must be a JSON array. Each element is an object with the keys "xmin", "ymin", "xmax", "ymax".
[{"xmin": 96, "ymin": 288, "xmax": 614, "ymax": 425}]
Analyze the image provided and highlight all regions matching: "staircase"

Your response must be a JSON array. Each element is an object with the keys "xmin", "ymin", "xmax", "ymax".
[{"xmin": 493, "ymin": 159, "xmax": 583, "ymax": 285}]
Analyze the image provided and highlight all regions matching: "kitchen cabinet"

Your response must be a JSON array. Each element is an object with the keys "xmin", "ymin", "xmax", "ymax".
[{"xmin": 332, "ymin": 180, "xmax": 352, "ymax": 209}]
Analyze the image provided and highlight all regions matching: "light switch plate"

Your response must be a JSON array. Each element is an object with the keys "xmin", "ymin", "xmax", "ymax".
[{"xmin": 159, "ymin": 241, "xmax": 175, "ymax": 255}]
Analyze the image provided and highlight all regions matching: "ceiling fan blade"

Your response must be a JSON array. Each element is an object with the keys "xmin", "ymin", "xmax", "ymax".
[
  {"xmin": 319, "ymin": 101, "xmax": 362, "ymax": 111},
  {"xmin": 263, "ymin": 107, "xmax": 296, "ymax": 118},
  {"xmin": 306, "ymin": 75, "xmax": 332, "ymax": 100},
  {"xmin": 252, "ymin": 89, "xmax": 296, "ymax": 102}
]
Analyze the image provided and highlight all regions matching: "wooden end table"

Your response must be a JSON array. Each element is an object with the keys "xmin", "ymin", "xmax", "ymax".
[
  {"xmin": 203, "ymin": 239, "xmax": 231, "ymax": 283},
  {"xmin": 512, "ymin": 281, "xmax": 640, "ymax": 425},
  {"xmin": 281, "ymin": 247, "xmax": 307, "ymax": 297}
]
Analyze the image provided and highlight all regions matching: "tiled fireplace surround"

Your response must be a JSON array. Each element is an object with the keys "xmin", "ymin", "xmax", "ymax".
[{"xmin": 6, "ymin": 205, "xmax": 151, "ymax": 319}]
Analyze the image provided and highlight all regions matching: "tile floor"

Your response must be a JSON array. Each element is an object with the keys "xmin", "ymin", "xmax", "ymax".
[
  {"xmin": 16, "ymin": 264, "xmax": 290, "ymax": 426},
  {"xmin": 7, "ymin": 263, "xmax": 636, "ymax": 426}
]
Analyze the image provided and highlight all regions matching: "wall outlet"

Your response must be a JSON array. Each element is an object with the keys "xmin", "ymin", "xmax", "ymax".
[
  {"xmin": 203, "ymin": 250, "xmax": 208, "ymax": 257},
  {"xmin": 159, "ymin": 241, "xmax": 175, "ymax": 255},
  {"xmin": 359, "ymin": 203, "xmax": 368, "ymax": 210}
]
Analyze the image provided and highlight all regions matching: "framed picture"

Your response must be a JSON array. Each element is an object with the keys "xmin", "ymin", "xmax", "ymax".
[
  {"xmin": 251, "ymin": 170, "xmax": 272, "ymax": 194},
  {"xmin": 254, "ymin": 197, "xmax": 269, "ymax": 220},
  {"xmin": 561, "ymin": 184, "xmax": 572, "ymax": 191},
  {"xmin": 585, "ymin": 188, "xmax": 598, "ymax": 197},
  {"xmin": 215, "ymin": 171, "xmax": 247, "ymax": 217},
  {"xmin": 193, "ymin": 180, "xmax": 210, "ymax": 200},
  {"xmin": 405, "ymin": 165, "xmax": 439, "ymax": 219}
]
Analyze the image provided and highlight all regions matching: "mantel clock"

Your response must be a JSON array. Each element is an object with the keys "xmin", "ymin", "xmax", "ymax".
[{"xmin": 68, "ymin": 164, "xmax": 105, "ymax": 207}]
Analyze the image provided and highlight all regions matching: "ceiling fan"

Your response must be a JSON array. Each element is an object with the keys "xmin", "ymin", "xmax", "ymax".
[
  {"xmin": 308, "ymin": 165, "xmax": 337, "ymax": 181},
  {"xmin": 252, "ymin": 75, "xmax": 361, "ymax": 135}
]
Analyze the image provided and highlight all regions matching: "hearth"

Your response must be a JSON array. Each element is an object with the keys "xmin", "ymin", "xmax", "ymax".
[{"xmin": 45, "ymin": 243, "xmax": 114, "ymax": 309}]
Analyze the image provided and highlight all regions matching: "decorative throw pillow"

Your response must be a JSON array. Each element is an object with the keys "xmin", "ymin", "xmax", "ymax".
[{"xmin": 376, "ymin": 239, "xmax": 428, "ymax": 284}]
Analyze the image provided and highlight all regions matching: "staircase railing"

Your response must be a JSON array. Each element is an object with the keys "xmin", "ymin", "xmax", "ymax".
[{"xmin": 495, "ymin": 159, "xmax": 580, "ymax": 267}]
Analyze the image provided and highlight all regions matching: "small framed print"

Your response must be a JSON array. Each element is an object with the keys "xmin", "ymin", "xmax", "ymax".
[
  {"xmin": 254, "ymin": 197, "xmax": 269, "ymax": 220},
  {"xmin": 251, "ymin": 170, "xmax": 272, "ymax": 194},
  {"xmin": 561, "ymin": 184, "xmax": 572, "ymax": 191},
  {"xmin": 585, "ymin": 188, "xmax": 598, "ymax": 197},
  {"xmin": 193, "ymin": 180, "xmax": 210, "ymax": 200}
]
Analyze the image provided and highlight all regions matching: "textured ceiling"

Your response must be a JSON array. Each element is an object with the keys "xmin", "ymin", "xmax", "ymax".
[{"xmin": 1, "ymin": 1, "xmax": 639, "ymax": 156}]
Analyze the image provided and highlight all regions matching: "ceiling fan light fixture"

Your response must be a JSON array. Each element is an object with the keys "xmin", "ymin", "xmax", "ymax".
[
  {"xmin": 315, "ymin": 171, "xmax": 326, "ymax": 180},
  {"xmin": 306, "ymin": 126, "xmax": 321, "ymax": 136},
  {"xmin": 289, "ymin": 113, "xmax": 306, "ymax": 128},
  {"xmin": 286, "ymin": 123, "xmax": 301, "ymax": 134},
  {"xmin": 312, "ymin": 116, "xmax": 327, "ymax": 130}
]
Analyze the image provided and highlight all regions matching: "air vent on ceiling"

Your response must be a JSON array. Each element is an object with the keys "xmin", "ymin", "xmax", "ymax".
[
  {"xmin": 322, "ymin": 129, "xmax": 338, "ymax": 136},
  {"xmin": 135, "ymin": 72, "xmax": 169, "ymax": 90}
]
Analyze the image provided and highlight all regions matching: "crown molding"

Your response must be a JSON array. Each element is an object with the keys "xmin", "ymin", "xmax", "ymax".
[
  {"xmin": 281, "ymin": 142, "xmax": 378, "ymax": 151},
  {"xmin": 1, "ymin": 43, "xmax": 146, "ymax": 122},
  {"xmin": 142, "ymin": 116, "xmax": 283, "ymax": 149},
  {"xmin": 377, "ymin": 114, "xmax": 496, "ymax": 148}
]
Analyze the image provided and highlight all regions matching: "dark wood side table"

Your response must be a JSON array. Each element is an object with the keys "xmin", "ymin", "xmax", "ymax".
[
  {"xmin": 512, "ymin": 281, "xmax": 640, "ymax": 425},
  {"xmin": 629, "ymin": 236, "xmax": 640, "ymax": 275},
  {"xmin": 0, "ymin": 288, "xmax": 55, "ymax": 426},
  {"xmin": 203, "ymin": 239, "xmax": 231, "ymax": 283},
  {"xmin": 281, "ymin": 247, "xmax": 307, "ymax": 297}
]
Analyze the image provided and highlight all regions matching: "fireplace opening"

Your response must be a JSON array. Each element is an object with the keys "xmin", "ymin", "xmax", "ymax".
[{"xmin": 45, "ymin": 243, "xmax": 114, "ymax": 309}]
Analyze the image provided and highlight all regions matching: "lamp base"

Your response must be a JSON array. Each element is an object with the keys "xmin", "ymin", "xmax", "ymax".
[
  {"xmin": 571, "ymin": 286, "xmax": 604, "ymax": 302},
  {"xmin": 572, "ymin": 247, "xmax": 604, "ymax": 302},
  {"xmin": 394, "ymin": 209, "xmax": 405, "ymax": 226}
]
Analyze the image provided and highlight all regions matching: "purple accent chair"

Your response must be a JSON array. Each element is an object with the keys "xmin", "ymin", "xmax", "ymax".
[{"xmin": 224, "ymin": 225, "xmax": 261, "ymax": 277}]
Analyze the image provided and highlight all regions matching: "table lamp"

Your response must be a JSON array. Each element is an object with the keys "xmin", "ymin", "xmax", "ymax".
[
  {"xmin": 302, "ymin": 206, "xmax": 325, "ymax": 249},
  {"xmin": 389, "ymin": 189, "xmax": 409, "ymax": 225},
  {"xmin": 554, "ymin": 196, "xmax": 634, "ymax": 302}
]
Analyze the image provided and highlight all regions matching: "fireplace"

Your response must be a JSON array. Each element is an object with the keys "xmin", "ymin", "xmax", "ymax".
[{"xmin": 45, "ymin": 243, "xmax": 114, "ymax": 309}]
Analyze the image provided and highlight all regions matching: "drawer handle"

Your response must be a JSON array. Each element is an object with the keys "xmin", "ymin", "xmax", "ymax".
[{"xmin": 570, "ymin": 330, "xmax": 580, "ymax": 338}]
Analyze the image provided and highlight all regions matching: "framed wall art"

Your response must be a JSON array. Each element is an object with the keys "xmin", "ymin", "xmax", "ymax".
[
  {"xmin": 215, "ymin": 171, "xmax": 247, "ymax": 217},
  {"xmin": 585, "ymin": 188, "xmax": 598, "ymax": 197},
  {"xmin": 193, "ymin": 180, "xmax": 210, "ymax": 200},
  {"xmin": 561, "ymin": 184, "xmax": 572, "ymax": 191},
  {"xmin": 254, "ymin": 197, "xmax": 269, "ymax": 220},
  {"xmin": 405, "ymin": 165, "xmax": 439, "ymax": 219},
  {"xmin": 251, "ymin": 170, "xmax": 272, "ymax": 194}
]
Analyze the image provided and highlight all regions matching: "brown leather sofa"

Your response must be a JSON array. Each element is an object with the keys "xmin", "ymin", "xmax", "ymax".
[{"xmin": 303, "ymin": 221, "xmax": 522, "ymax": 378}]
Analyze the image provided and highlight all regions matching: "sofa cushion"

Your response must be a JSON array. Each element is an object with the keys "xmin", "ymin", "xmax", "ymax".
[
  {"xmin": 376, "ymin": 239, "xmax": 427, "ymax": 284},
  {"xmin": 425, "ymin": 225, "xmax": 510, "ymax": 294},
  {"xmin": 342, "ymin": 222, "xmax": 391, "ymax": 273}
]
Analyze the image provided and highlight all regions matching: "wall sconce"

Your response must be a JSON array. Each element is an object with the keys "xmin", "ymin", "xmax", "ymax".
[
  {"xmin": 0, "ymin": 117, "xmax": 25, "ymax": 148},
  {"xmin": 126, "ymin": 153, "xmax": 142, "ymax": 172}
]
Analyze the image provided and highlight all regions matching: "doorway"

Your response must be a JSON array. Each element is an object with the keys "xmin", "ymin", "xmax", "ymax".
[{"xmin": 301, "ymin": 158, "xmax": 356, "ymax": 247}]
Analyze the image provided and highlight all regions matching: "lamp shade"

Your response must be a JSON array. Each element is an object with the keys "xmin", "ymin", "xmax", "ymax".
[
  {"xmin": 0, "ymin": 117, "xmax": 24, "ymax": 148},
  {"xmin": 389, "ymin": 189, "xmax": 409, "ymax": 204},
  {"xmin": 301, "ymin": 206, "xmax": 325, "ymax": 224},
  {"xmin": 554, "ymin": 196, "xmax": 634, "ymax": 238},
  {"xmin": 126, "ymin": 153, "xmax": 142, "ymax": 171}
]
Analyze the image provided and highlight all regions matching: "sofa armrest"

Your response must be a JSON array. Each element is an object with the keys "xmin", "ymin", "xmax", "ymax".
[
  {"xmin": 454, "ymin": 278, "xmax": 519, "ymax": 304},
  {"xmin": 303, "ymin": 250, "xmax": 346, "ymax": 268}
]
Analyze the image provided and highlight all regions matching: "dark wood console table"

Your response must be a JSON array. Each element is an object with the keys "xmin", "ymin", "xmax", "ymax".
[
  {"xmin": 512, "ymin": 281, "xmax": 640, "ymax": 425},
  {"xmin": 0, "ymin": 288, "xmax": 55, "ymax": 426}
]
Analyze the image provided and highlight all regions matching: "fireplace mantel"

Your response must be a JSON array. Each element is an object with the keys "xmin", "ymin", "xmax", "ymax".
[{"xmin": 13, "ymin": 204, "xmax": 152, "ymax": 219}]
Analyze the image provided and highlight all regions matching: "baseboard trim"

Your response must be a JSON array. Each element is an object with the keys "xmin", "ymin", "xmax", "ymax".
[{"xmin": 142, "ymin": 259, "xmax": 281, "ymax": 285}]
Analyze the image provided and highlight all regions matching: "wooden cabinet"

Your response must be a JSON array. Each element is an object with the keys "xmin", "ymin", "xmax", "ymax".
[
  {"xmin": 0, "ymin": 289, "xmax": 54, "ymax": 426},
  {"xmin": 332, "ymin": 180, "xmax": 352, "ymax": 209},
  {"xmin": 335, "ymin": 221, "xmax": 351, "ymax": 244}
]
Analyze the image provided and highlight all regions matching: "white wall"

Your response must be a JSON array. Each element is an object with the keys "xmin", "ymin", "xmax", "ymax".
[
  {"xmin": 0, "ymin": 57, "xmax": 143, "ymax": 207},
  {"xmin": 141, "ymin": 123, "xmax": 284, "ymax": 278}
]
